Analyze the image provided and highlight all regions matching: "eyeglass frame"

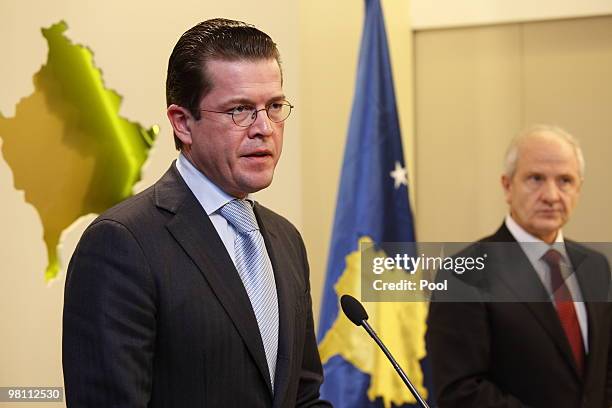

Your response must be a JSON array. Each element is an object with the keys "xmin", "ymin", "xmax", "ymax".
[{"xmin": 199, "ymin": 101, "xmax": 294, "ymax": 128}]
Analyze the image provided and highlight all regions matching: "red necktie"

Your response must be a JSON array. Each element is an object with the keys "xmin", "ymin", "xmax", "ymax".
[{"xmin": 542, "ymin": 249, "xmax": 584, "ymax": 375}]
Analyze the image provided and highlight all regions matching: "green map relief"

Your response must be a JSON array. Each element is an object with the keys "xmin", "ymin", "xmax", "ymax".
[{"xmin": 0, "ymin": 21, "xmax": 158, "ymax": 281}]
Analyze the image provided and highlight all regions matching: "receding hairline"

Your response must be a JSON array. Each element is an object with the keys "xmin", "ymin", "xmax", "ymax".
[
  {"xmin": 202, "ymin": 55, "xmax": 282, "ymax": 74},
  {"xmin": 199, "ymin": 56, "xmax": 283, "ymax": 96},
  {"xmin": 503, "ymin": 125, "xmax": 585, "ymax": 179}
]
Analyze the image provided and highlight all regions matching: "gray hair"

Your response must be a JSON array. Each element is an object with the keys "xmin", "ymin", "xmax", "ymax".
[{"xmin": 503, "ymin": 124, "xmax": 585, "ymax": 179}]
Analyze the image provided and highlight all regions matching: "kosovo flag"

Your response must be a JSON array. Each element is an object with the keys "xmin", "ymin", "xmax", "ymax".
[{"xmin": 317, "ymin": 0, "xmax": 431, "ymax": 407}]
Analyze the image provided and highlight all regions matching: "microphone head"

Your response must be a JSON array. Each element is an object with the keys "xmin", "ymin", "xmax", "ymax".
[{"xmin": 340, "ymin": 294, "xmax": 369, "ymax": 326}]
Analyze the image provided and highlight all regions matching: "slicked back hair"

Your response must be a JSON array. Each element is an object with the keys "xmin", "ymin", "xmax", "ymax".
[{"xmin": 166, "ymin": 18, "xmax": 282, "ymax": 150}]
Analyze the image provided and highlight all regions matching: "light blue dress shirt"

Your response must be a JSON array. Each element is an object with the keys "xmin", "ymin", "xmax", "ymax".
[{"xmin": 176, "ymin": 153, "xmax": 251, "ymax": 265}]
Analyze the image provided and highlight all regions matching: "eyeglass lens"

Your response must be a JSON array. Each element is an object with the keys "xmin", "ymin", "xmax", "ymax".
[{"xmin": 233, "ymin": 103, "xmax": 292, "ymax": 126}]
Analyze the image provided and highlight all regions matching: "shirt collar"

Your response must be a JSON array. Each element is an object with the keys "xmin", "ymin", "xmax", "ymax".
[
  {"xmin": 176, "ymin": 153, "xmax": 253, "ymax": 215},
  {"xmin": 504, "ymin": 214, "xmax": 568, "ymax": 263}
]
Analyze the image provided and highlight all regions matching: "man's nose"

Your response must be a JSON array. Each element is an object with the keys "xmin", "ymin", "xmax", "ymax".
[
  {"xmin": 248, "ymin": 109, "xmax": 273, "ymax": 138},
  {"xmin": 541, "ymin": 179, "xmax": 561, "ymax": 203}
]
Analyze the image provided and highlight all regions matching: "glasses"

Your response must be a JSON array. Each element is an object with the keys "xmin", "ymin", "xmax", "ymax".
[{"xmin": 200, "ymin": 101, "xmax": 294, "ymax": 127}]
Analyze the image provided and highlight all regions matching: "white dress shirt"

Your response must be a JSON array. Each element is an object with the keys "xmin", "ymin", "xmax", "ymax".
[
  {"xmin": 176, "ymin": 153, "xmax": 252, "ymax": 265},
  {"xmin": 505, "ymin": 214, "xmax": 588, "ymax": 352}
]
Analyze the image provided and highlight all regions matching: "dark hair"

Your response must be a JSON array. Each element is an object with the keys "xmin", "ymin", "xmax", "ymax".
[{"xmin": 166, "ymin": 18, "xmax": 282, "ymax": 150}]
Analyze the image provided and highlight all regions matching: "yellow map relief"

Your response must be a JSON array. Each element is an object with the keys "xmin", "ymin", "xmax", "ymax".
[
  {"xmin": 0, "ymin": 21, "xmax": 158, "ymax": 281},
  {"xmin": 318, "ymin": 236, "xmax": 429, "ymax": 408}
]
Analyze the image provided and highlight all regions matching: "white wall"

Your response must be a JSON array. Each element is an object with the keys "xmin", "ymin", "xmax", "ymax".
[
  {"xmin": 411, "ymin": 0, "xmax": 612, "ymax": 29},
  {"xmin": 0, "ymin": 3, "xmax": 299, "ymax": 406}
]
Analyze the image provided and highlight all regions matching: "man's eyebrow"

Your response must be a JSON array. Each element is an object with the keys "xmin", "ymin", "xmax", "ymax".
[
  {"xmin": 267, "ymin": 95, "xmax": 287, "ymax": 103},
  {"xmin": 221, "ymin": 98, "xmax": 253, "ymax": 106},
  {"xmin": 220, "ymin": 95, "xmax": 287, "ymax": 107}
]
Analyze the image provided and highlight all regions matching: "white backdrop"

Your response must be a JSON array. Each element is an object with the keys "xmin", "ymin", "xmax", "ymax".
[
  {"xmin": 411, "ymin": 0, "xmax": 612, "ymax": 29},
  {"xmin": 0, "ymin": 2, "xmax": 300, "ymax": 405}
]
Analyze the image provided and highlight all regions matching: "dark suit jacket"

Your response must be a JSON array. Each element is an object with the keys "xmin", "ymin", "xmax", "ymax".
[
  {"xmin": 63, "ymin": 164, "xmax": 331, "ymax": 407},
  {"xmin": 426, "ymin": 224, "xmax": 612, "ymax": 408}
]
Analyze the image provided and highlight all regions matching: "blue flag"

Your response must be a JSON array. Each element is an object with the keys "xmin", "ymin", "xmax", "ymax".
[{"xmin": 317, "ymin": 0, "xmax": 431, "ymax": 407}]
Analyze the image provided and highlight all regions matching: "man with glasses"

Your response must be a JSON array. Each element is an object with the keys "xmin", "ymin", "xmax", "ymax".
[{"xmin": 63, "ymin": 18, "xmax": 330, "ymax": 407}]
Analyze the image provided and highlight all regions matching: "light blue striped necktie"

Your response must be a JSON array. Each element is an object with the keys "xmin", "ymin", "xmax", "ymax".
[{"xmin": 219, "ymin": 199, "xmax": 279, "ymax": 390}]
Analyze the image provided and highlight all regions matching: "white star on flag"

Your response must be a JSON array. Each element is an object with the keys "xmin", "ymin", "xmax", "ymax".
[{"xmin": 390, "ymin": 161, "xmax": 408, "ymax": 189}]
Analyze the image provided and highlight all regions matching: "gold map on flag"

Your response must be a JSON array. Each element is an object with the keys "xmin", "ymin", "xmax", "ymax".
[
  {"xmin": 318, "ymin": 236, "xmax": 429, "ymax": 408},
  {"xmin": 0, "ymin": 21, "xmax": 158, "ymax": 281}
]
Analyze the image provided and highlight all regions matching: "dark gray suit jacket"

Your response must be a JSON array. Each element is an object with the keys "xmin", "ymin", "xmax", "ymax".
[
  {"xmin": 63, "ymin": 164, "xmax": 330, "ymax": 407},
  {"xmin": 426, "ymin": 224, "xmax": 612, "ymax": 408}
]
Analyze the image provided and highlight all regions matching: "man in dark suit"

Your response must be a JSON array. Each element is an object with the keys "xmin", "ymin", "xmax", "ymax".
[
  {"xmin": 63, "ymin": 19, "xmax": 331, "ymax": 407},
  {"xmin": 426, "ymin": 125, "xmax": 612, "ymax": 407}
]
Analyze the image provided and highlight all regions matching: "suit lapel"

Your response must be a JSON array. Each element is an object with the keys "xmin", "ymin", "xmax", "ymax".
[
  {"xmin": 156, "ymin": 164, "xmax": 273, "ymax": 396},
  {"xmin": 255, "ymin": 203, "xmax": 296, "ymax": 406},
  {"xmin": 485, "ymin": 241, "xmax": 550, "ymax": 301},
  {"xmin": 487, "ymin": 224, "xmax": 583, "ymax": 379}
]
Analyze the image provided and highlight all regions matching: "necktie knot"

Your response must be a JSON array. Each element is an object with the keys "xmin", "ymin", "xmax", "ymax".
[
  {"xmin": 542, "ymin": 248, "xmax": 562, "ymax": 267},
  {"xmin": 219, "ymin": 199, "xmax": 259, "ymax": 234}
]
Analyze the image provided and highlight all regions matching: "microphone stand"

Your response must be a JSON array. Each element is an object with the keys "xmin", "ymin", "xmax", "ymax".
[{"xmin": 361, "ymin": 319, "xmax": 431, "ymax": 408}]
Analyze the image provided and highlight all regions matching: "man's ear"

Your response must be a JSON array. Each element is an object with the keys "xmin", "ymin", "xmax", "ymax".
[{"xmin": 167, "ymin": 104, "xmax": 194, "ymax": 147}]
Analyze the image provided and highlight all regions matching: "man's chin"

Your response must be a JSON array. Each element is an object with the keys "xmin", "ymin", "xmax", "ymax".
[
  {"xmin": 241, "ymin": 176, "xmax": 274, "ymax": 195},
  {"xmin": 531, "ymin": 220, "xmax": 563, "ymax": 241}
]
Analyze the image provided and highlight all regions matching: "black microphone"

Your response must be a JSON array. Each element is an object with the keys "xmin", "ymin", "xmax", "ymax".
[{"xmin": 340, "ymin": 295, "xmax": 431, "ymax": 408}]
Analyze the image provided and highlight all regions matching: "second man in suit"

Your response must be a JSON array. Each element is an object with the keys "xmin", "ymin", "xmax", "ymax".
[{"xmin": 426, "ymin": 125, "xmax": 612, "ymax": 408}]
